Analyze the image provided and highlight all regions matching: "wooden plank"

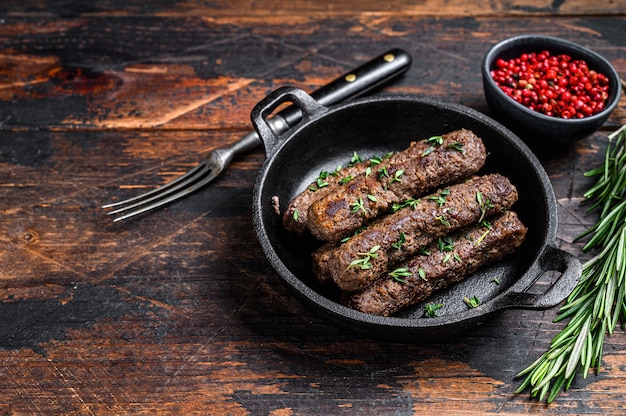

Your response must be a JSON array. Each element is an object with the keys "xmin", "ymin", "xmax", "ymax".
[
  {"xmin": 1, "ymin": 0, "xmax": 624, "ymax": 17},
  {"xmin": 0, "ymin": 15, "xmax": 624, "ymax": 131}
]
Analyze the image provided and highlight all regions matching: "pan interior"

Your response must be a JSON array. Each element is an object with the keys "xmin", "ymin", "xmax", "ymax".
[{"xmin": 256, "ymin": 96, "xmax": 554, "ymax": 323}]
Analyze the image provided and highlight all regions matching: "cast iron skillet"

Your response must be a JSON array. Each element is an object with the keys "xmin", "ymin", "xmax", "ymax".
[{"xmin": 251, "ymin": 87, "xmax": 582, "ymax": 339}]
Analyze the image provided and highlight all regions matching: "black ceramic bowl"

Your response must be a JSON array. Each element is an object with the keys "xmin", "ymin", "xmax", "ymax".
[
  {"xmin": 250, "ymin": 87, "xmax": 581, "ymax": 340},
  {"xmin": 482, "ymin": 35, "xmax": 621, "ymax": 149}
]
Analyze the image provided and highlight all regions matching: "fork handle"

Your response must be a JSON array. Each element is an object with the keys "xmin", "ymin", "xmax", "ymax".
[
  {"xmin": 222, "ymin": 116, "xmax": 290, "ymax": 165},
  {"xmin": 275, "ymin": 48, "xmax": 412, "ymax": 127},
  {"xmin": 227, "ymin": 48, "xmax": 412, "ymax": 160}
]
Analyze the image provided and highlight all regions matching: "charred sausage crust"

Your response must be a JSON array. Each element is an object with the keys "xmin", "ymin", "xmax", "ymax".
[
  {"xmin": 314, "ymin": 173, "xmax": 519, "ymax": 292},
  {"xmin": 307, "ymin": 129, "xmax": 487, "ymax": 242},
  {"xmin": 346, "ymin": 210, "xmax": 527, "ymax": 316}
]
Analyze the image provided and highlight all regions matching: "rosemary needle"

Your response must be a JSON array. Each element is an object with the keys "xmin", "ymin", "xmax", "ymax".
[{"xmin": 516, "ymin": 124, "xmax": 626, "ymax": 403}]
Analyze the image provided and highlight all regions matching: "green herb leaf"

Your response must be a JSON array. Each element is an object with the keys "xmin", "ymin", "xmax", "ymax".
[
  {"xmin": 369, "ymin": 155, "xmax": 384, "ymax": 165},
  {"xmin": 392, "ymin": 198, "xmax": 420, "ymax": 212},
  {"xmin": 427, "ymin": 188, "xmax": 450, "ymax": 207},
  {"xmin": 476, "ymin": 191, "xmax": 495, "ymax": 222},
  {"xmin": 391, "ymin": 232, "xmax": 406, "ymax": 249},
  {"xmin": 393, "ymin": 169, "xmax": 404, "ymax": 183},
  {"xmin": 464, "ymin": 295, "xmax": 481, "ymax": 308},
  {"xmin": 340, "ymin": 175, "xmax": 354, "ymax": 185},
  {"xmin": 350, "ymin": 197, "xmax": 367, "ymax": 216},
  {"xmin": 418, "ymin": 268, "xmax": 427, "ymax": 280},
  {"xmin": 424, "ymin": 302, "xmax": 443, "ymax": 318},
  {"xmin": 426, "ymin": 135, "xmax": 444, "ymax": 145},
  {"xmin": 347, "ymin": 245, "xmax": 381, "ymax": 270},
  {"xmin": 438, "ymin": 236, "xmax": 454, "ymax": 252},
  {"xmin": 421, "ymin": 146, "xmax": 435, "ymax": 157},
  {"xmin": 316, "ymin": 178, "xmax": 329, "ymax": 189},
  {"xmin": 389, "ymin": 267, "xmax": 412, "ymax": 283},
  {"xmin": 447, "ymin": 141, "xmax": 465, "ymax": 152},
  {"xmin": 308, "ymin": 170, "xmax": 334, "ymax": 191},
  {"xmin": 435, "ymin": 215, "xmax": 450, "ymax": 227}
]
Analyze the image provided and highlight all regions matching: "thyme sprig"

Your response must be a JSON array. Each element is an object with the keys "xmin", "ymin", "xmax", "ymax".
[
  {"xmin": 516, "ymin": 124, "xmax": 626, "ymax": 403},
  {"xmin": 392, "ymin": 198, "xmax": 420, "ymax": 212},
  {"xmin": 447, "ymin": 141, "xmax": 465, "ymax": 152},
  {"xmin": 347, "ymin": 245, "xmax": 381, "ymax": 270},
  {"xmin": 438, "ymin": 236, "xmax": 454, "ymax": 252},
  {"xmin": 428, "ymin": 188, "xmax": 451, "ymax": 207},
  {"xmin": 391, "ymin": 232, "xmax": 406, "ymax": 249},
  {"xmin": 476, "ymin": 191, "xmax": 495, "ymax": 222},
  {"xmin": 435, "ymin": 215, "xmax": 450, "ymax": 226},
  {"xmin": 350, "ymin": 197, "xmax": 367, "ymax": 215},
  {"xmin": 349, "ymin": 151, "xmax": 362, "ymax": 166},
  {"xmin": 339, "ymin": 175, "xmax": 354, "ymax": 185},
  {"xmin": 464, "ymin": 295, "xmax": 480, "ymax": 308},
  {"xmin": 390, "ymin": 169, "xmax": 404, "ymax": 184},
  {"xmin": 424, "ymin": 302, "xmax": 443, "ymax": 318},
  {"xmin": 389, "ymin": 267, "xmax": 412, "ymax": 283},
  {"xmin": 422, "ymin": 135, "xmax": 444, "ymax": 156},
  {"xmin": 308, "ymin": 167, "xmax": 340, "ymax": 191}
]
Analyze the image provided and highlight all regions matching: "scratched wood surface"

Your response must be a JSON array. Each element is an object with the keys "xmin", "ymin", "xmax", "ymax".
[{"xmin": 1, "ymin": 1, "xmax": 625, "ymax": 414}]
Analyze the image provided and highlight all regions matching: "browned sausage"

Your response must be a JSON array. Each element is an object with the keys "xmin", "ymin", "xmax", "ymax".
[
  {"xmin": 314, "ymin": 173, "xmax": 519, "ymax": 292},
  {"xmin": 306, "ymin": 129, "xmax": 487, "ymax": 242},
  {"xmin": 346, "ymin": 210, "xmax": 527, "ymax": 316},
  {"xmin": 282, "ymin": 158, "xmax": 372, "ymax": 235}
]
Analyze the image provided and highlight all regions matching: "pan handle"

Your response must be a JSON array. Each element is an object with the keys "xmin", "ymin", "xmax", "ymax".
[
  {"xmin": 251, "ymin": 87, "xmax": 328, "ymax": 158},
  {"xmin": 491, "ymin": 245, "xmax": 582, "ymax": 310}
]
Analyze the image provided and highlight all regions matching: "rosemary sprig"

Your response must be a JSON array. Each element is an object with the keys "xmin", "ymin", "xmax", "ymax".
[{"xmin": 515, "ymin": 124, "xmax": 626, "ymax": 403}]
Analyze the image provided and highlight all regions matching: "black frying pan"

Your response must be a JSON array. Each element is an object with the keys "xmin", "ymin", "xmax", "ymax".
[{"xmin": 251, "ymin": 87, "xmax": 581, "ymax": 339}]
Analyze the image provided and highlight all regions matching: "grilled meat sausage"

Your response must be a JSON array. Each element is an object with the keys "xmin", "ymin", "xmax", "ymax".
[
  {"xmin": 282, "ymin": 159, "xmax": 371, "ymax": 235},
  {"xmin": 346, "ymin": 210, "xmax": 527, "ymax": 316},
  {"xmin": 313, "ymin": 173, "xmax": 519, "ymax": 292},
  {"xmin": 306, "ymin": 129, "xmax": 487, "ymax": 242}
]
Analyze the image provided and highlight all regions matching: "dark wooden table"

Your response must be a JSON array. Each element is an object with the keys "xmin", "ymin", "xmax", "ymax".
[{"xmin": 1, "ymin": 1, "xmax": 625, "ymax": 414}]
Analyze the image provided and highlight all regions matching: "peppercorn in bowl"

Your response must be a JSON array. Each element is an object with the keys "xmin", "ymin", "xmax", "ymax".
[{"xmin": 482, "ymin": 35, "xmax": 621, "ymax": 149}]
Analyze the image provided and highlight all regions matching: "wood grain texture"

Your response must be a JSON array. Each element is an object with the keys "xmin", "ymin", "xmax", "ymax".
[
  {"xmin": 0, "ymin": 1, "xmax": 625, "ymax": 414},
  {"xmin": 1, "ymin": 0, "xmax": 624, "ymax": 17},
  {"xmin": 0, "ymin": 14, "xmax": 624, "ymax": 132}
]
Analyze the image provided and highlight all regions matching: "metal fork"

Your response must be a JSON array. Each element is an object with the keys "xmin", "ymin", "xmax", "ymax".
[
  {"xmin": 102, "ymin": 48, "xmax": 412, "ymax": 221},
  {"xmin": 102, "ymin": 118, "xmax": 288, "ymax": 222}
]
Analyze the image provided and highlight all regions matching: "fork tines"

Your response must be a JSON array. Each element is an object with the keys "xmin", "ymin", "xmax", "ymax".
[{"xmin": 102, "ymin": 160, "xmax": 215, "ymax": 222}]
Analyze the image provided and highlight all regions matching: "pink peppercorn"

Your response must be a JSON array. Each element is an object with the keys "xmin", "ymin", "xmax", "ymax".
[{"xmin": 490, "ymin": 50, "xmax": 610, "ymax": 119}]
